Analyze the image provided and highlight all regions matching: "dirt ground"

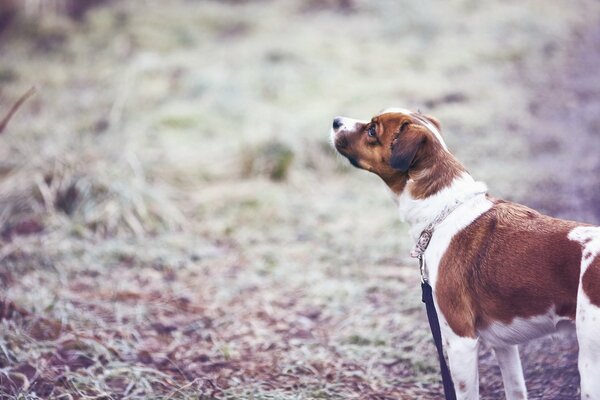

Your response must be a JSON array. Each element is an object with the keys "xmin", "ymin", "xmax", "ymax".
[{"xmin": 1, "ymin": 1, "xmax": 600, "ymax": 399}]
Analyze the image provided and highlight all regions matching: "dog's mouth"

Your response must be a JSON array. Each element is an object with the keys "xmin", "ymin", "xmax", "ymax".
[
  {"xmin": 334, "ymin": 142, "xmax": 361, "ymax": 169},
  {"xmin": 331, "ymin": 125, "xmax": 364, "ymax": 169}
]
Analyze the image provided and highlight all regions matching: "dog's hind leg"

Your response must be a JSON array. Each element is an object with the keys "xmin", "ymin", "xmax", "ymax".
[
  {"xmin": 493, "ymin": 345, "xmax": 527, "ymax": 400},
  {"xmin": 570, "ymin": 226, "xmax": 600, "ymax": 400},
  {"xmin": 577, "ymin": 293, "xmax": 600, "ymax": 399}
]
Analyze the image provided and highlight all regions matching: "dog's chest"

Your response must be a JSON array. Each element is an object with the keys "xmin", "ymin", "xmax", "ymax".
[{"xmin": 421, "ymin": 195, "xmax": 493, "ymax": 287}]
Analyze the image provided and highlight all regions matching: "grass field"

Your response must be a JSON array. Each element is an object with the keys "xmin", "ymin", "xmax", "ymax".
[{"xmin": 1, "ymin": 1, "xmax": 600, "ymax": 398}]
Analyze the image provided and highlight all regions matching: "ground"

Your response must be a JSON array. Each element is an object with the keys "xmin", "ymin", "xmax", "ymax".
[{"xmin": 0, "ymin": 1, "xmax": 599, "ymax": 399}]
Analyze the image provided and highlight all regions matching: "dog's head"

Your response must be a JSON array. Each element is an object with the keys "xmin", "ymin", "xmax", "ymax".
[{"xmin": 330, "ymin": 108, "xmax": 453, "ymax": 194}]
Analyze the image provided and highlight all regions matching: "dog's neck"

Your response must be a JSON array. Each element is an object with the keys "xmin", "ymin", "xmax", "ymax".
[
  {"xmin": 396, "ymin": 171, "xmax": 488, "ymax": 242},
  {"xmin": 381, "ymin": 140, "xmax": 488, "ymax": 241}
]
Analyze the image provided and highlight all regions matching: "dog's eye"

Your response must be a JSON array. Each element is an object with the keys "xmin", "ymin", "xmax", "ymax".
[{"xmin": 368, "ymin": 125, "xmax": 377, "ymax": 137}]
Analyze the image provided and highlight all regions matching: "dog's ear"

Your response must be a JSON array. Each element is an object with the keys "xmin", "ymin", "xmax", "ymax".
[
  {"xmin": 424, "ymin": 114, "xmax": 441, "ymax": 131},
  {"xmin": 389, "ymin": 121, "xmax": 425, "ymax": 172}
]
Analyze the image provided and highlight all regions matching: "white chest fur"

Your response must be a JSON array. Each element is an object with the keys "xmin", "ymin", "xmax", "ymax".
[{"xmin": 397, "ymin": 173, "xmax": 489, "ymax": 242}]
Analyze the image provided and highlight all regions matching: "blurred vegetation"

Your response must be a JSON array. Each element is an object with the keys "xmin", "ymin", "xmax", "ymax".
[
  {"xmin": 0, "ymin": 0, "xmax": 599, "ymax": 398},
  {"xmin": 240, "ymin": 141, "xmax": 294, "ymax": 181}
]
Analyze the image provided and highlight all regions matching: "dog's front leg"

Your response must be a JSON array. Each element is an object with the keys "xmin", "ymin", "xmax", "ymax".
[
  {"xmin": 442, "ymin": 326, "xmax": 480, "ymax": 399},
  {"xmin": 493, "ymin": 345, "xmax": 527, "ymax": 400}
]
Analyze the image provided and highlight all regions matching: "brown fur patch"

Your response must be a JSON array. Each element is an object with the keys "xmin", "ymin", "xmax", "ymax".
[
  {"xmin": 436, "ymin": 199, "xmax": 583, "ymax": 337},
  {"xmin": 378, "ymin": 113, "xmax": 465, "ymax": 199},
  {"xmin": 405, "ymin": 139, "xmax": 465, "ymax": 199},
  {"xmin": 582, "ymin": 256, "xmax": 600, "ymax": 307}
]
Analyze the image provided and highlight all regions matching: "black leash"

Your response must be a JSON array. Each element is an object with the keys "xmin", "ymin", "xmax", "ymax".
[{"xmin": 420, "ymin": 256, "xmax": 457, "ymax": 400}]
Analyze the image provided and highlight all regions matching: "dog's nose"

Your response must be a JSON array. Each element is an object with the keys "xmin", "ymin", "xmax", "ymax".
[{"xmin": 332, "ymin": 117, "xmax": 343, "ymax": 130}]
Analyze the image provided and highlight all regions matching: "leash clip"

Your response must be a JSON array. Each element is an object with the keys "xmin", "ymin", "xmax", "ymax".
[
  {"xmin": 418, "ymin": 255, "xmax": 428, "ymax": 284},
  {"xmin": 411, "ymin": 228, "xmax": 432, "ymax": 259}
]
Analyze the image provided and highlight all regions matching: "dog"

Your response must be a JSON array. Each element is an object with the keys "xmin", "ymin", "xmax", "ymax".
[{"xmin": 330, "ymin": 108, "xmax": 600, "ymax": 400}]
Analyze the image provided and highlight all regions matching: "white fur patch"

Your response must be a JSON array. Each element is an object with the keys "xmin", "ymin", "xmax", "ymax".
[
  {"xmin": 330, "ymin": 117, "xmax": 367, "ymax": 147},
  {"xmin": 397, "ymin": 172, "xmax": 489, "ymax": 241},
  {"xmin": 568, "ymin": 226, "xmax": 600, "ymax": 262},
  {"xmin": 440, "ymin": 331, "xmax": 480, "ymax": 399},
  {"xmin": 478, "ymin": 307, "xmax": 574, "ymax": 347},
  {"xmin": 335, "ymin": 116, "xmax": 367, "ymax": 131}
]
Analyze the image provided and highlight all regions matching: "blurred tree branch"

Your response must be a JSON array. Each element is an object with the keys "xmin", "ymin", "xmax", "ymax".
[{"xmin": 0, "ymin": 86, "xmax": 35, "ymax": 135}]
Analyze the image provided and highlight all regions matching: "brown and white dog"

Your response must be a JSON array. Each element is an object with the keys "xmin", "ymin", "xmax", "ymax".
[{"xmin": 330, "ymin": 108, "xmax": 600, "ymax": 400}]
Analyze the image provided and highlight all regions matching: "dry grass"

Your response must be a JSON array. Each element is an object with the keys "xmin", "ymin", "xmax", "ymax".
[{"xmin": 1, "ymin": 0, "xmax": 600, "ymax": 399}]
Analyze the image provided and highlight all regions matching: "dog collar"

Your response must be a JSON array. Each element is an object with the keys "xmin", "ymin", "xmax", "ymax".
[{"xmin": 410, "ymin": 191, "xmax": 487, "ymax": 260}]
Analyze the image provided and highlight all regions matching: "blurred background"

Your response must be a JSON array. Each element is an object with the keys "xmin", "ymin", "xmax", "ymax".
[{"xmin": 1, "ymin": 0, "xmax": 599, "ymax": 398}]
